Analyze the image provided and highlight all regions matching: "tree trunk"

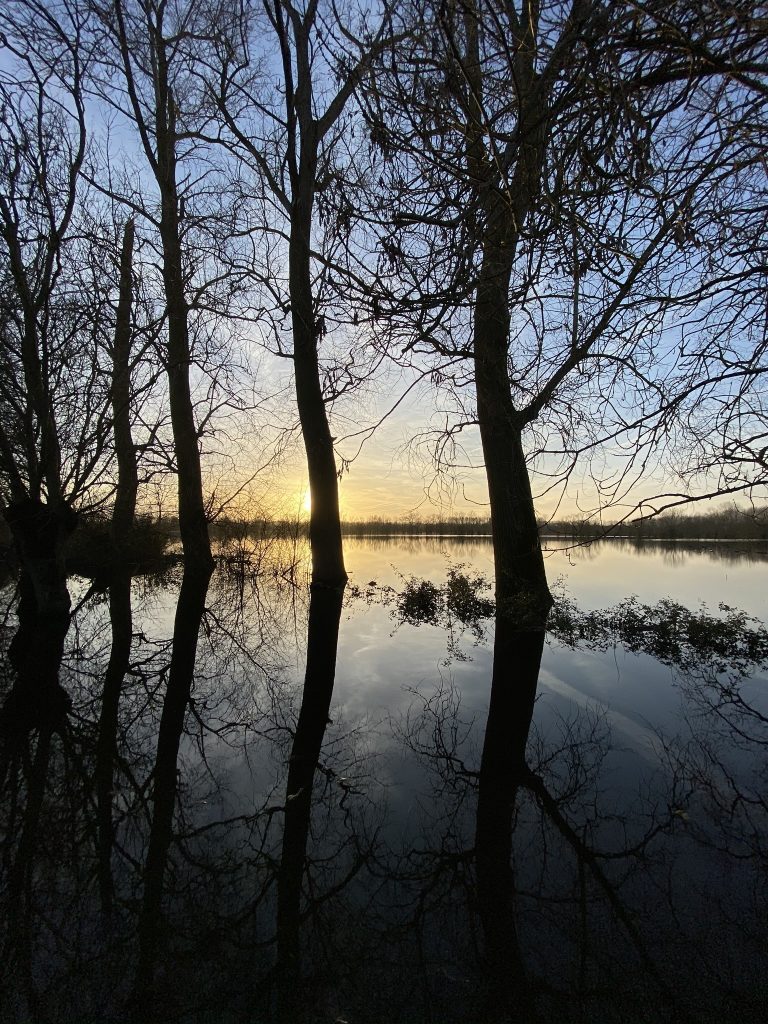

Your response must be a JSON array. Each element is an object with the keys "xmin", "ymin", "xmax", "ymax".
[
  {"xmin": 460, "ymin": 0, "xmax": 551, "ymax": 623},
  {"xmin": 156, "ymin": 90, "xmax": 212, "ymax": 573},
  {"xmin": 289, "ymin": 185, "xmax": 347, "ymax": 587},
  {"xmin": 274, "ymin": 47, "xmax": 348, "ymax": 1014},
  {"xmin": 1, "ymin": 500, "xmax": 76, "ymax": 736},
  {"xmin": 95, "ymin": 219, "xmax": 138, "ymax": 911},
  {"xmin": 470, "ymin": 113, "xmax": 551, "ymax": 1022},
  {"xmin": 473, "ymin": 229, "xmax": 552, "ymax": 627},
  {"xmin": 110, "ymin": 218, "xmax": 138, "ymax": 543}
]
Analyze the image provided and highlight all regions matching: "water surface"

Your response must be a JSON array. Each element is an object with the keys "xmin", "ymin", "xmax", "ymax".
[{"xmin": 1, "ymin": 536, "xmax": 766, "ymax": 1023}]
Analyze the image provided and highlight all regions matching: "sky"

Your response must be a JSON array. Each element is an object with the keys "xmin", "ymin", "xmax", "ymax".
[
  {"xmin": 3, "ymin": 1, "xmax": 762, "ymax": 526},
  {"xmin": 227, "ymin": 368, "xmax": 492, "ymax": 522},
  {"xmin": 247, "ymin": 365, "xmax": 697, "ymax": 525}
]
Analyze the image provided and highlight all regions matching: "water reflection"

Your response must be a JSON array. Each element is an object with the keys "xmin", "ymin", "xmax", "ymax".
[
  {"xmin": 277, "ymin": 579, "xmax": 346, "ymax": 1022},
  {"xmin": 475, "ymin": 626, "xmax": 542, "ymax": 1022},
  {"xmin": 95, "ymin": 567, "xmax": 132, "ymax": 912},
  {"xmin": 543, "ymin": 535, "xmax": 768, "ymax": 566},
  {"xmin": 0, "ymin": 537, "xmax": 766, "ymax": 1022},
  {"xmin": 135, "ymin": 563, "xmax": 213, "ymax": 1013}
]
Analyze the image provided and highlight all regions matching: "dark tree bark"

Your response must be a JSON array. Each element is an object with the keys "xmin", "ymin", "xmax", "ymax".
[
  {"xmin": 288, "ymin": 148, "xmax": 347, "ymax": 586},
  {"xmin": 1, "ymin": 501, "xmax": 76, "ymax": 737},
  {"xmin": 278, "ymin": 3, "xmax": 348, "ymax": 587},
  {"xmin": 290, "ymin": 196, "xmax": 347, "ymax": 587},
  {"xmin": 110, "ymin": 218, "xmax": 138, "ymax": 543},
  {"xmin": 474, "ymin": 238, "xmax": 551, "ymax": 625},
  {"xmin": 0, "ymin": 1, "xmax": 103, "ymax": 737},
  {"xmin": 156, "ymin": 95, "xmax": 213, "ymax": 573},
  {"xmin": 461, "ymin": 1, "xmax": 554, "ymax": 624},
  {"xmin": 95, "ymin": 218, "xmax": 139, "ymax": 911},
  {"xmin": 215, "ymin": 2, "xmax": 395, "ymax": 586}
]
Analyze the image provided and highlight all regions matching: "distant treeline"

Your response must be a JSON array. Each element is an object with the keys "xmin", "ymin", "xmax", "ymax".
[
  {"xmin": 341, "ymin": 507, "xmax": 768, "ymax": 540},
  {"xmin": 208, "ymin": 515, "xmax": 493, "ymax": 540},
  {"xmin": 340, "ymin": 515, "xmax": 493, "ymax": 536},
  {"xmin": 546, "ymin": 506, "xmax": 768, "ymax": 541},
  {"xmin": 103, "ymin": 505, "xmax": 768, "ymax": 545},
  {"xmin": 203, "ymin": 506, "xmax": 768, "ymax": 542}
]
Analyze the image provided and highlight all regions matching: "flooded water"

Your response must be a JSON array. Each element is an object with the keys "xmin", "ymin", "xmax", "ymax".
[{"xmin": 1, "ymin": 536, "xmax": 767, "ymax": 1023}]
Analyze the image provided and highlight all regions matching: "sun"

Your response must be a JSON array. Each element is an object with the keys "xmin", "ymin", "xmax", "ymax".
[{"xmin": 302, "ymin": 490, "xmax": 311, "ymax": 515}]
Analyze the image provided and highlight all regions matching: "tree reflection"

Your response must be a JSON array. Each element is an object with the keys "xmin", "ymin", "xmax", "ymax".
[
  {"xmin": 134, "ymin": 562, "xmax": 213, "ymax": 1012},
  {"xmin": 0, "ymin": 549, "xmax": 767, "ymax": 1022},
  {"xmin": 95, "ymin": 568, "xmax": 133, "ymax": 912},
  {"xmin": 0, "ymin": 517, "xmax": 73, "ymax": 1018},
  {"xmin": 475, "ymin": 627, "xmax": 542, "ymax": 1022},
  {"xmin": 276, "ymin": 580, "xmax": 346, "ymax": 1021},
  {"xmin": 384, "ymin": 571, "xmax": 768, "ymax": 1023}
]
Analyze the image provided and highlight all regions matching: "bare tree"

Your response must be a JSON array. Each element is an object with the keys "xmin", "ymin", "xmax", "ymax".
[
  {"xmin": 0, "ymin": 0, "xmax": 92, "ymax": 538},
  {"xmin": 0, "ymin": 0, "xmax": 102, "ymax": 730},
  {"xmin": 85, "ymin": 2, "xmax": 248, "ymax": 991},
  {"xmin": 91, "ymin": 0, "xmax": 233, "ymax": 571},
  {"xmin": 109, "ymin": 218, "xmax": 139, "ymax": 539},
  {"xmin": 211, "ymin": 0, "xmax": 402, "ymax": 586},
  {"xmin": 366, "ymin": 0, "xmax": 767, "ymax": 588}
]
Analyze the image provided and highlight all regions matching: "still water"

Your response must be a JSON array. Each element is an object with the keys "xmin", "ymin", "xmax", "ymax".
[
  {"xmin": 1, "ymin": 537, "xmax": 767, "ymax": 1023},
  {"xmin": 339, "ymin": 536, "xmax": 768, "ymax": 785}
]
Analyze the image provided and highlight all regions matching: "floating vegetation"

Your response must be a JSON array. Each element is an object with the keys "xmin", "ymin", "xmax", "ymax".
[
  {"xmin": 350, "ymin": 568, "xmax": 768, "ymax": 678},
  {"xmin": 550, "ymin": 596, "xmax": 768, "ymax": 676}
]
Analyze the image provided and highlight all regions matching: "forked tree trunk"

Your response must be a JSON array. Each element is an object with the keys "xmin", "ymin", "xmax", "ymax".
[{"xmin": 108, "ymin": 3, "xmax": 212, "ymax": 572}]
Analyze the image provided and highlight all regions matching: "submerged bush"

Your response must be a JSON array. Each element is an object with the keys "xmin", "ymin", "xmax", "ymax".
[
  {"xmin": 398, "ymin": 579, "xmax": 441, "ymax": 625},
  {"xmin": 445, "ymin": 566, "xmax": 494, "ymax": 622}
]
